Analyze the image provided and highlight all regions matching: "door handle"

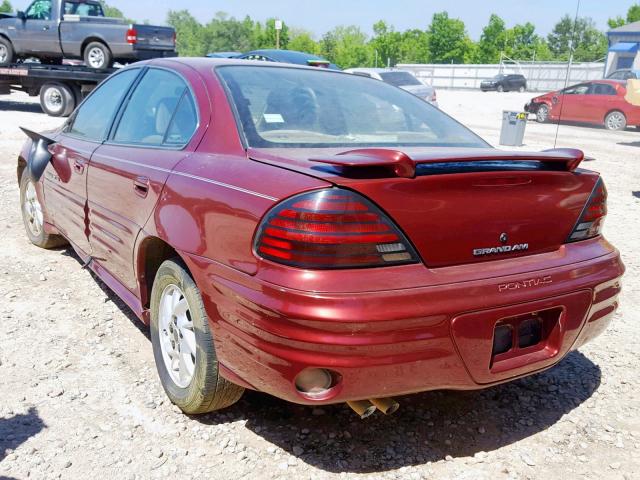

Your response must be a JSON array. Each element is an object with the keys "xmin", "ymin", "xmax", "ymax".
[
  {"xmin": 133, "ymin": 176, "xmax": 150, "ymax": 198},
  {"xmin": 42, "ymin": 26, "xmax": 49, "ymax": 30},
  {"xmin": 73, "ymin": 159, "xmax": 86, "ymax": 174}
]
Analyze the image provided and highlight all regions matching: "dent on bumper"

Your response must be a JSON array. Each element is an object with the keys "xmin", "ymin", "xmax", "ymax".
[{"xmin": 183, "ymin": 242, "xmax": 624, "ymax": 405}]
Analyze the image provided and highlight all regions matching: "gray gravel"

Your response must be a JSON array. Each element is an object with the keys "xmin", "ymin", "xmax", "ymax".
[{"xmin": 0, "ymin": 90, "xmax": 638, "ymax": 479}]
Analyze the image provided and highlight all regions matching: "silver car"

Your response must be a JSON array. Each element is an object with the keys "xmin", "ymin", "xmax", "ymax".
[{"xmin": 345, "ymin": 68, "xmax": 438, "ymax": 107}]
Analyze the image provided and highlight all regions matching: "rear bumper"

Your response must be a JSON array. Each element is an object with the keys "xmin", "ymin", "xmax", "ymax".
[
  {"xmin": 183, "ymin": 238, "xmax": 624, "ymax": 405},
  {"xmin": 112, "ymin": 45, "xmax": 177, "ymax": 61}
]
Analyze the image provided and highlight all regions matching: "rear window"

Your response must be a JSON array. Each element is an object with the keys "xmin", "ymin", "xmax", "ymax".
[
  {"xmin": 217, "ymin": 65, "xmax": 488, "ymax": 149},
  {"xmin": 379, "ymin": 71, "xmax": 422, "ymax": 87},
  {"xmin": 64, "ymin": 1, "xmax": 104, "ymax": 16}
]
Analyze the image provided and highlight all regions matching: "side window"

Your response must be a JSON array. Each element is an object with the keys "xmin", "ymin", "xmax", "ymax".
[
  {"xmin": 68, "ymin": 69, "xmax": 140, "ymax": 141},
  {"xmin": 592, "ymin": 84, "xmax": 617, "ymax": 96},
  {"xmin": 113, "ymin": 69, "xmax": 197, "ymax": 147},
  {"xmin": 26, "ymin": 0, "xmax": 52, "ymax": 20},
  {"xmin": 564, "ymin": 84, "xmax": 589, "ymax": 95}
]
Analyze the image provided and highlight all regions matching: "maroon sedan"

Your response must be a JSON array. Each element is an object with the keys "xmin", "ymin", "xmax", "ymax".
[
  {"xmin": 525, "ymin": 79, "xmax": 640, "ymax": 131},
  {"xmin": 18, "ymin": 58, "xmax": 624, "ymax": 418}
]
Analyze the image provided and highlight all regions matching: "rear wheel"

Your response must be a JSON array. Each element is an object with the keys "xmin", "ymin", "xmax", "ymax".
[
  {"xmin": 518, "ymin": 85, "xmax": 526, "ymax": 93},
  {"xmin": 40, "ymin": 82, "xmax": 76, "ymax": 117},
  {"xmin": 150, "ymin": 259, "xmax": 244, "ymax": 414},
  {"xmin": 535, "ymin": 104, "xmax": 550, "ymax": 123},
  {"xmin": 497, "ymin": 84, "xmax": 504, "ymax": 92},
  {"xmin": 83, "ymin": 41, "xmax": 112, "ymax": 69},
  {"xmin": 19, "ymin": 173, "xmax": 67, "ymax": 249},
  {"xmin": 0, "ymin": 37, "xmax": 15, "ymax": 66},
  {"xmin": 604, "ymin": 111, "xmax": 627, "ymax": 131}
]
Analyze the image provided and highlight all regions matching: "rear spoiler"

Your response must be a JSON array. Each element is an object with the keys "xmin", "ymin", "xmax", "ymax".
[{"xmin": 310, "ymin": 148, "xmax": 585, "ymax": 178}]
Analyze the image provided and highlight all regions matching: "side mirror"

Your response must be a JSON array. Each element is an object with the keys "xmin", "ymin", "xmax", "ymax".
[
  {"xmin": 20, "ymin": 127, "xmax": 56, "ymax": 182},
  {"xmin": 16, "ymin": 11, "xmax": 26, "ymax": 21}
]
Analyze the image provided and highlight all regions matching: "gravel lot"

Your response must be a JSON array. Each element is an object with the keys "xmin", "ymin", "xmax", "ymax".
[{"xmin": 0, "ymin": 88, "xmax": 638, "ymax": 480}]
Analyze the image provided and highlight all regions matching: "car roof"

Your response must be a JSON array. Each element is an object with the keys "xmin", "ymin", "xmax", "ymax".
[
  {"xmin": 347, "ymin": 68, "xmax": 411, "ymax": 74},
  {"xmin": 137, "ymin": 57, "xmax": 347, "ymax": 77},
  {"xmin": 240, "ymin": 49, "xmax": 326, "ymax": 62}
]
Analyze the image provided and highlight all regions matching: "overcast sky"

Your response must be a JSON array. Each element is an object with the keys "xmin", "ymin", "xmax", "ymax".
[{"xmin": 14, "ymin": 0, "xmax": 637, "ymax": 38}]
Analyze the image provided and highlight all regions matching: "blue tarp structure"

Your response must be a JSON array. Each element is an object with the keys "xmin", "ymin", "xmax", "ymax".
[{"xmin": 609, "ymin": 42, "xmax": 640, "ymax": 53}]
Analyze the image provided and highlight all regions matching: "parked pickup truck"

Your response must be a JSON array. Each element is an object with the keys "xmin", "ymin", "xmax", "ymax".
[{"xmin": 0, "ymin": 0, "xmax": 176, "ymax": 69}]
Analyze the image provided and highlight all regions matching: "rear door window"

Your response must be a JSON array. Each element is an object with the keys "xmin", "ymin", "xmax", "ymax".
[
  {"xmin": 590, "ymin": 84, "xmax": 617, "ymax": 96},
  {"xmin": 112, "ymin": 68, "xmax": 197, "ymax": 147},
  {"xmin": 67, "ymin": 69, "xmax": 140, "ymax": 142}
]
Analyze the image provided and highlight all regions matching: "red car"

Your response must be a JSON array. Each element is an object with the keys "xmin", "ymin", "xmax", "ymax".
[
  {"xmin": 18, "ymin": 58, "xmax": 624, "ymax": 418},
  {"xmin": 525, "ymin": 79, "xmax": 640, "ymax": 131}
]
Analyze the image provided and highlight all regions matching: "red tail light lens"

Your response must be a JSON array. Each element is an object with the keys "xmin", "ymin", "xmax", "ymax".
[
  {"xmin": 567, "ymin": 178, "xmax": 607, "ymax": 242},
  {"xmin": 172, "ymin": 31, "xmax": 177, "ymax": 44},
  {"xmin": 126, "ymin": 27, "xmax": 138, "ymax": 45},
  {"xmin": 254, "ymin": 189, "xmax": 419, "ymax": 269}
]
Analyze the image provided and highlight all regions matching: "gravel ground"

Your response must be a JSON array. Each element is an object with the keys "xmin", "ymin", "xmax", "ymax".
[{"xmin": 0, "ymin": 89, "xmax": 638, "ymax": 480}]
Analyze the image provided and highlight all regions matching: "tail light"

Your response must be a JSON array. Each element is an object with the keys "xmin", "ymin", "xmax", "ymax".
[
  {"xmin": 172, "ymin": 31, "xmax": 177, "ymax": 45},
  {"xmin": 254, "ymin": 189, "xmax": 419, "ymax": 269},
  {"xmin": 126, "ymin": 27, "xmax": 137, "ymax": 45},
  {"xmin": 567, "ymin": 178, "xmax": 607, "ymax": 242}
]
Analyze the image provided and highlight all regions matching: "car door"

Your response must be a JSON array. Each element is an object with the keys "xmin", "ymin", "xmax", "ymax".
[
  {"xmin": 87, "ymin": 67, "xmax": 200, "ymax": 292},
  {"xmin": 18, "ymin": 0, "xmax": 62, "ymax": 55},
  {"xmin": 581, "ymin": 83, "xmax": 618, "ymax": 125},
  {"xmin": 45, "ymin": 68, "xmax": 141, "ymax": 256},
  {"xmin": 552, "ymin": 83, "xmax": 590, "ymax": 122}
]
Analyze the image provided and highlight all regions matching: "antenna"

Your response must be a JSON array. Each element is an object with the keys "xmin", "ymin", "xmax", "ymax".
[{"xmin": 554, "ymin": 0, "xmax": 581, "ymax": 148}]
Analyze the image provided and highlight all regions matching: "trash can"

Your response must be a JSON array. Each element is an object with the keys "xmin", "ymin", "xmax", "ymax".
[{"xmin": 499, "ymin": 111, "xmax": 527, "ymax": 146}]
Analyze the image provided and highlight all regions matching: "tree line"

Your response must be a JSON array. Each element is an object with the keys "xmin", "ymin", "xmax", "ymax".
[{"xmin": 1, "ymin": 1, "xmax": 639, "ymax": 69}]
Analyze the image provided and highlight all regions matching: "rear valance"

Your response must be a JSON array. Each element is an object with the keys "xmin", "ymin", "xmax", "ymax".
[{"xmin": 309, "ymin": 148, "xmax": 585, "ymax": 178}]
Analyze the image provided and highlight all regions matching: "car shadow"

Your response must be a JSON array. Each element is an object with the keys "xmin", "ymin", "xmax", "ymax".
[
  {"xmin": 618, "ymin": 141, "xmax": 640, "ymax": 147},
  {"xmin": 59, "ymin": 247, "xmax": 150, "ymax": 340},
  {"xmin": 193, "ymin": 351, "xmax": 600, "ymax": 474},
  {"xmin": 0, "ymin": 100, "xmax": 43, "ymax": 114},
  {"xmin": 0, "ymin": 407, "xmax": 46, "ymax": 462}
]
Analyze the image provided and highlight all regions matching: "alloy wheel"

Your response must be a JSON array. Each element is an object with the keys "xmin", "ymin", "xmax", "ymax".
[
  {"xmin": 158, "ymin": 284, "xmax": 196, "ymax": 388},
  {"xmin": 23, "ymin": 180, "xmax": 43, "ymax": 237},
  {"xmin": 87, "ymin": 47, "xmax": 105, "ymax": 68},
  {"xmin": 606, "ymin": 112, "xmax": 625, "ymax": 131}
]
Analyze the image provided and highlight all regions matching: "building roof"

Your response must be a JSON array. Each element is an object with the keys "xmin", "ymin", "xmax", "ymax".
[{"xmin": 609, "ymin": 20, "xmax": 640, "ymax": 33}]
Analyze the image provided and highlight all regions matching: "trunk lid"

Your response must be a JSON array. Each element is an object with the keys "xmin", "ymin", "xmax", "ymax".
[
  {"xmin": 132, "ymin": 25, "xmax": 175, "ymax": 49},
  {"xmin": 249, "ymin": 147, "xmax": 598, "ymax": 268}
]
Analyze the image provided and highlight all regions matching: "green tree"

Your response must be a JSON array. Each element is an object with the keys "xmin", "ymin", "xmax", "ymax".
[
  {"xmin": 427, "ymin": 12, "xmax": 473, "ymax": 63},
  {"xmin": 548, "ymin": 15, "xmax": 607, "ymax": 62},
  {"xmin": 370, "ymin": 20, "xmax": 403, "ymax": 66},
  {"xmin": 608, "ymin": 3, "xmax": 640, "ymax": 29},
  {"xmin": 288, "ymin": 28, "xmax": 319, "ymax": 54},
  {"xmin": 167, "ymin": 9, "xmax": 207, "ymax": 56},
  {"xmin": 319, "ymin": 25, "xmax": 373, "ymax": 69},
  {"xmin": 397, "ymin": 29, "xmax": 429, "ymax": 64},
  {"xmin": 99, "ymin": 2, "xmax": 134, "ymax": 22},
  {"xmin": 0, "ymin": 0, "xmax": 12, "ymax": 13},
  {"xmin": 204, "ymin": 12, "xmax": 255, "ymax": 53},
  {"xmin": 251, "ymin": 18, "xmax": 289, "ymax": 49},
  {"xmin": 476, "ymin": 14, "xmax": 507, "ymax": 63}
]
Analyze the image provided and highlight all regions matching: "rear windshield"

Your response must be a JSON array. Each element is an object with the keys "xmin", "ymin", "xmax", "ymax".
[
  {"xmin": 379, "ymin": 71, "xmax": 422, "ymax": 87},
  {"xmin": 217, "ymin": 66, "xmax": 488, "ymax": 149}
]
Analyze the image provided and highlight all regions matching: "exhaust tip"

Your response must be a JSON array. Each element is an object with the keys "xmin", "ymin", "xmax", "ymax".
[
  {"xmin": 370, "ymin": 397, "xmax": 400, "ymax": 415},
  {"xmin": 346, "ymin": 400, "xmax": 377, "ymax": 419}
]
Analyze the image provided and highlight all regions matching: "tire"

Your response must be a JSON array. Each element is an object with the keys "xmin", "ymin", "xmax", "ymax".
[
  {"xmin": 518, "ymin": 85, "xmax": 526, "ymax": 93},
  {"xmin": 536, "ymin": 104, "xmax": 550, "ymax": 123},
  {"xmin": 39, "ymin": 82, "xmax": 76, "ymax": 117},
  {"xmin": 150, "ymin": 259, "xmax": 244, "ymax": 414},
  {"xmin": 604, "ymin": 111, "xmax": 627, "ymax": 131},
  {"xmin": 83, "ymin": 41, "xmax": 112, "ymax": 69},
  {"xmin": 497, "ymin": 84, "xmax": 504, "ymax": 92},
  {"xmin": 19, "ymin": 172, "xmax": 68, "ymax": 249},
  {"xmin": 0, "ymin": 36, "xmax": 15, "ymax": 66}
]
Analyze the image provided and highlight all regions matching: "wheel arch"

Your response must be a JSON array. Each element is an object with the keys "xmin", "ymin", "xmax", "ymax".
[
  {"xmin": 81, "ymin": 36, "xmax": 112, "ymax": 57},
  {"xmin": 604, "ymin": 108, "xmax": 626, "ymax": 123},
  {"xmin": 135, "ymin": 235, "xmax": 192, "ymax": 315},
  {"xmin": 17, "ymin": 155, "xmax": 27, "ymax": 184}
]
